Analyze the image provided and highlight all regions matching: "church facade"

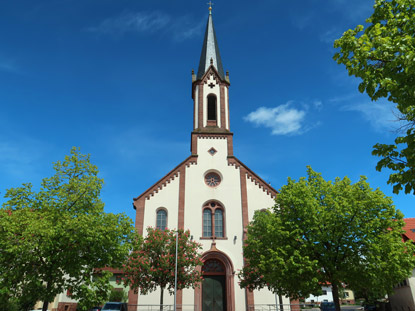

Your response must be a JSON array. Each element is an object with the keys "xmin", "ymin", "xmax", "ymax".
[{"xmin": 130, "ymin": 9, "xmax": 293, "ymax": 311}]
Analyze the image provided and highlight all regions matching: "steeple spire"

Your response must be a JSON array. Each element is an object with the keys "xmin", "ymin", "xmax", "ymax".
[
  {"xmin": 196, "ymin": 10, "xmax": 225, "ymax": 80},
  {"xmin": 208, "ymin": 1, "xmax": 213, "ymax": 15}
]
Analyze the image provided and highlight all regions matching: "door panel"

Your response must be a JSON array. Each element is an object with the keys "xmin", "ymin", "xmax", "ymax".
[{"xmin": 202, "ymin": 275, "xmax": 226, "ymax": 311}]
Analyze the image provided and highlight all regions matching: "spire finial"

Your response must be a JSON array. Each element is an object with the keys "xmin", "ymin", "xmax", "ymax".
[{"xmin": 207, "ymin": 1, "xmax": 214, "ymax": 14}]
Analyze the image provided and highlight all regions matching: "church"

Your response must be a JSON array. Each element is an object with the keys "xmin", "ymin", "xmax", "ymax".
[{"xmin": 129, "ymin": 7, "xmax": 295, "ymax": 311}]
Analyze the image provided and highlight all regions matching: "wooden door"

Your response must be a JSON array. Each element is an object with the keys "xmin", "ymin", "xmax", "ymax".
[{"xmin": 202, "ymin": 275, "xmax": 226, "ymax": 311}]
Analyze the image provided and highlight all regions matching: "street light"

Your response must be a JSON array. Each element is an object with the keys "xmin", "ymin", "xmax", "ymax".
[{"xmin": 174, "ymin": 230, "xmax": 178, "ymax": 311}]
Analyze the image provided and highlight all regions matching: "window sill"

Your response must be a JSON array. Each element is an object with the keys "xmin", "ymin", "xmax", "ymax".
[{"xmin": 200, "ymin": 237, "xmax": 228, "ymax": 240}]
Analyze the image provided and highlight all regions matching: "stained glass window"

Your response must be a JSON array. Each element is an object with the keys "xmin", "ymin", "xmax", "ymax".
[{"xmin": 202, "ymin": 259, "xmax": 225, "ymax": 273}]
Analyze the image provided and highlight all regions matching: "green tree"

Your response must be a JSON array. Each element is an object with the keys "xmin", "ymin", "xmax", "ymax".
[
  {"xmin": 0, "ymin": 147, "xmax": 136, "ymax": 311},
  {"xmin": 238, "ymin": 167, "xmax": 415, "ymax": 311},
  {"xmin": 123, "ymin": 227, "xmax": 203, "ymax": 310},
  {"xmin": 70, "ymin": 271, "xmax": 114, "ymax": 311},
  {"xmin": 333, "ymin": 0, "xmax": 415, "ymax": 194}
]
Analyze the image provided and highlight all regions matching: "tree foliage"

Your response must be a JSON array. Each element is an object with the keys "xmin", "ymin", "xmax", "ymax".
[
  {"xmin": 238, "ymin": 167, "xmax": 415, "ymax": 311},
  {"xmin": 334, "ymin": 0, "xmax": 415, "ymax": 194},
  {"xmin": 108, "ymin": 287, "xmax": 128, "ymax": 303},
  {"xmin": 70, "ymin": 271, "xmax": 114, "ymax": 311},
  {"xmin": 0, "ymin": 147, "xmax": 136, "ymax": 311},
  {"xmin": 123, "ymin": 227, "xmax": 203, "ymax": 306}
]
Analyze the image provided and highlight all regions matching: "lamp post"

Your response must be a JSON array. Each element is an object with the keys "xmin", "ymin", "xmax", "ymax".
[{"xmin": 174, "ymin": 230, "xmax": 178, "ymax": 311}]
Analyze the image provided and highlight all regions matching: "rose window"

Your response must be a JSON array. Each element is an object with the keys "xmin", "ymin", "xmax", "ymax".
[{"xmin": 205, "ymin": 172, "xmax": 221, "ymax": 187}]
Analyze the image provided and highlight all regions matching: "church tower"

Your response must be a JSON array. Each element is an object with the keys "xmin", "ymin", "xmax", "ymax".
[{"xmin": 131, "ymin": 7, "xmax": 292, "ymax": 311}]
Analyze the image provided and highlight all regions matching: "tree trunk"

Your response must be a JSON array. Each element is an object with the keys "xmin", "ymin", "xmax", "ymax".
[
  {"xmin": 42, "ymin": 300, "xmax": 48, "ymax": 311},
  {"xmin": 332, "ymin": 283, "xmax": 341, "ymax": 311},
  {"xmin": 160, "ymin": 286, "xmax": 165, "ymax": 311},
  {"xmin": 42, "ymin": 282, "xmax": 50, "ymax": 311},
  {"xmin": 279, "ymin": 294, "xmax": 284, "ymax": 311}
]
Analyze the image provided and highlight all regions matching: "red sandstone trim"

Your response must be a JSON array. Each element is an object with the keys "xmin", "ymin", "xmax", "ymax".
[
  {"xmin": 134, "ymin": 197, "xmax": 145, "ymax": 235},
  {"xmin": 196, "ymin": 65, "xmax": 230, "ymax": 86},
  {"xmin": 178, "ymin": 165, "xmax": 186, "ymax": 311},
  {"xmin": 227, "ymin": 135, "xmax": 233, "ymax": 157},
  {"xmin": 57, "ymin": 302, "xmax": 77, "ymax": 311},
  {"xmin": 195, "ymin": 249, "xmax": 235, "ymax": 311},
  {"xmin": 128, "ymin": 290, "xmax": 138, "ymax": 310},
  {"xmin": 193, "ymin": 89, "xmax": 196, "ymax": 129},
  {"xmin": 228, "ymin": 157, "xmax": 278, "ymax": 198},
  {"xmin": 227, "ymin": 87, "xmax": 230, "ymax": 130},
  {"xmin": 207, "ymin": 120, "xmax": 217, "ymax": 126},
  {"xmin": 239, "ymin": 166, "xmax": 255, "ymax": 309},
  {"xmin": 133, "ymin": 156, "xmax": 198, "ymax": 202},
  {"xmin": 178, "ymin": 166, "xmax": 186, "ymax": 230},
  {"xmin": 195, "ymin": 133, "xmax": 233, "ymax": 139},
  {"xmin": 198, "ymin": 83, "xmax": 204, "ymax": 128},
  {"xmin": 220, "ymin": 85, "xmax": 226, "ymax": 129},
  {"xmin": 290, "ymin": 298, "xmax": 301, "ymax": 311},
  {"xmin": 130, "ymin": 198, "xmax": 146, "ymax": 306},
  {"xmin": 191, "ymin": 133, "xmax": 198, "ymax": 154},
  {"xmin": 239, "ymin": 166, "xmax": 249, "ymax": 230}
]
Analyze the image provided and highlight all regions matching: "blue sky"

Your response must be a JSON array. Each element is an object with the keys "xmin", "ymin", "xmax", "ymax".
[{"xmin": 1, "ymin": 0, "xmax": 413, "ymax": 222}]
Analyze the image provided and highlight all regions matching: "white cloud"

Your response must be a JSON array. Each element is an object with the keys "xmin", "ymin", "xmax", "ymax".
[
  {"xmin": 313, "ymin": 100, "xmax": 323, "ymax": 110},
  {"xmin": 172, "ymin": 17, "xmax": 204, "ymax": 42},
  {"xmin": 88, "ymin": 11, "xmax": 203, "ymax": 41},
  {"xmin": 244, "ymin": 102, "xmax": 308, "ymax": 135},
  {"xmin": 291, "ymin": 12, "xmax": 315, "ymax": 30},
  {"xmin": 342, "ymin": 101, "xmax": 400, "ymax": 132},
  {"xmin": 88, "ymin": 11, "xmax": 170, "ymax": 35}
]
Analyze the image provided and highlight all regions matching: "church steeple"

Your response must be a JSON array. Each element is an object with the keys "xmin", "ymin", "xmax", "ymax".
[
  {"xmin": 196, "ymin": 12, "xmax": 225, "ymax": 80},
  {"xmin": 191, "ymin": 9, "xmax": 233, "ymax": 156}
]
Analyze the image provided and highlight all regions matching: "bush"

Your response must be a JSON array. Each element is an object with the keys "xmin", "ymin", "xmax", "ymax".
[{"xmin": 108, "ymin": 289, "xmax": 127, "ymax": 302}]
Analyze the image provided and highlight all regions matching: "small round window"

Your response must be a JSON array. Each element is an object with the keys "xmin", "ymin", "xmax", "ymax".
[{"xmin": 205, "ymin": 172, "xmax": 221, "ymax": 187}]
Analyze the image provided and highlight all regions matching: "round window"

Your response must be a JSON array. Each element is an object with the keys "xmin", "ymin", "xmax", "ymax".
[{"xmin": 205, "ymin": 172, "xmax": 221, "ymax": 187}]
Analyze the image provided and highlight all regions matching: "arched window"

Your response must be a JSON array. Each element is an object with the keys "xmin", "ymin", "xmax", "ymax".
[
  {"xmin": 207, "ymin": 95, "xmax": 217, "ymax": 121},
  {"xmin": 156, "ymin": 209, "xmax": 167, "ymax": 230},
  {"xmin": 202, "ymin": 201, "xmax": 225, "ymax": 238}
]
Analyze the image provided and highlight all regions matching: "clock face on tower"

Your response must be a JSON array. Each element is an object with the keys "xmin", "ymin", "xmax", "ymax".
[{"xmin": 205, "ymin": 172, "xmax": 221, "ymax": 187}]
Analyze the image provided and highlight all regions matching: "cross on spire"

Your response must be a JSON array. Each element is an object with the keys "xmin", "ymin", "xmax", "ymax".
[{"xmin": 207, "ymin": 1, "xmax": 214, "ymax": 14}]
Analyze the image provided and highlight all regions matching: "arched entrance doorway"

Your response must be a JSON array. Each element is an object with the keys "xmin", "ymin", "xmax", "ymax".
[
  {"xmin": 202, "ymin": 259, "xmax": 226, "ymax": 311},
  {"xmin": 195, "ymin": 249, "xmax": 235, "ymax": 311}
]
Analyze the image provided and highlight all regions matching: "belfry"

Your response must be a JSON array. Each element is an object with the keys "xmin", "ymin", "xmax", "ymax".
[{"xmin": 131, "ymin": 7, "xmax": 292, "ymax": 311}]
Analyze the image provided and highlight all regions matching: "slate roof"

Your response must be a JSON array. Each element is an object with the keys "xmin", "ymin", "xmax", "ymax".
[{"xmin": 196, "ymin": 12, "xmax": 225, "ymax": 80}]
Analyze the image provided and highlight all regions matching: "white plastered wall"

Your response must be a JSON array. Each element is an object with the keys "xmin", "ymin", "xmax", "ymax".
[
  {"xmin": 183, "ymin": 136, "xmax": 246, "ymax": 309},
  {"xmin": 390, "ymin": 270, "xmax": 415, "ymax": 311},
  {"xmin": 138, "ymin": 175, "xmax": 181, "ymax": 306},
  {"xmin": 306, "ymin": 286, "xmax": 333, "ymax": 303}
]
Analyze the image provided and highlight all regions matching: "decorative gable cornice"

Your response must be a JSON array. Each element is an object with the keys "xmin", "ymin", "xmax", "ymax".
[
  {"xmin": 133, "ymin": 155, "xmax": 198, "ymax": 203},
  {"xmin": 227, "ymin": 156, "xmax": 278, "ymax": 199}
]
